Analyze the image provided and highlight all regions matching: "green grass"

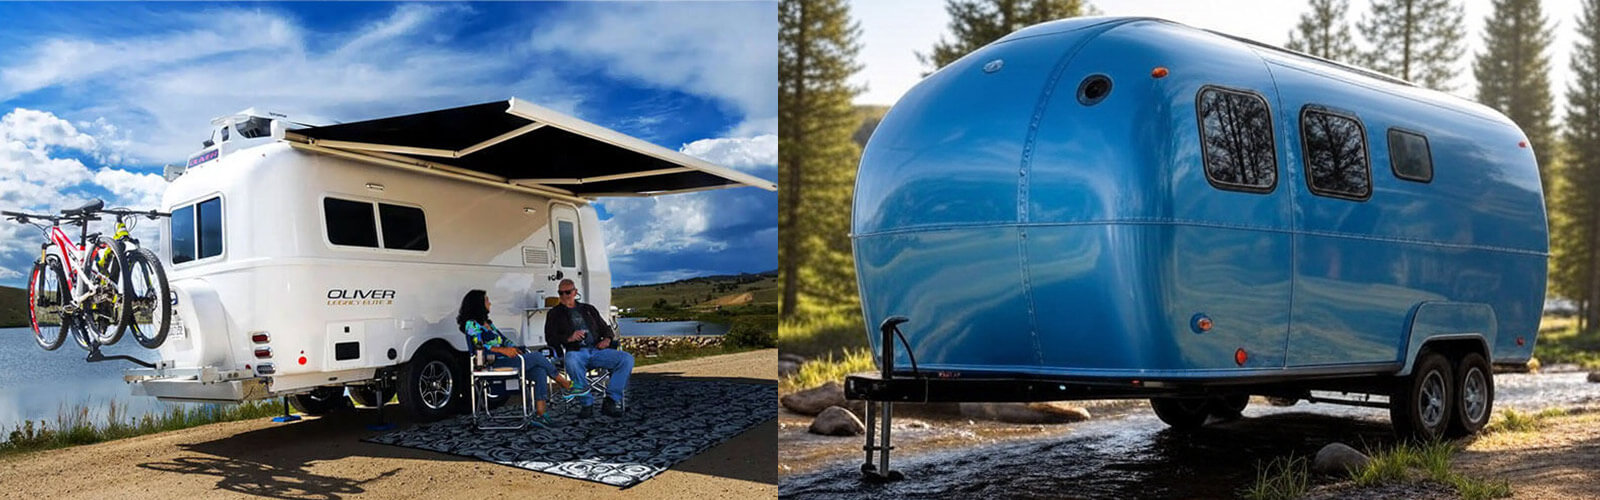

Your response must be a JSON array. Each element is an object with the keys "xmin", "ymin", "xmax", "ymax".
[
  {"xmin": 1532, "ymin": 315, "xmax": 1600, "ymax": 369},
  {"xmin": 1348, "ymin": 441, "xmax": 1511, "ymax": 500},
  {"xmin": 1242, "ymin": 454, "xmax": 1311, "ymax": 500},
  {"xmin": 778, "ymin": 311, "xmax": 868, "ymax": 360},
  {"xmin": 781, "ymin": 347, "xmax": 876, "ymax": 394},
  {"xmin": 1486, "ymin": 407, "xmax": 1567, "ymax": 433},
  {"xmin": 0, "ymin": 399, "xmax": 286, "ymax": 457}
]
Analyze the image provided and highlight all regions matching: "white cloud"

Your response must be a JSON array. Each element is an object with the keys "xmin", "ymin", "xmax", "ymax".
[
  {"xmin": 680, "ymin": 134, "xmax": 777, "ymax": 172},
  {"xmin": 1, "ymin": 108, "xmax": 97, "ymax": 151},
  {"xmin": 92, "ymin": 168, "xmax": 167, "ymax": 209},
  {"xmin": 528, "ymin": 2, "xmax": 778, "ymax": 135},
  {"xmin": 601, "ymin": 193, "xmax": 719, "ymax": 257}
]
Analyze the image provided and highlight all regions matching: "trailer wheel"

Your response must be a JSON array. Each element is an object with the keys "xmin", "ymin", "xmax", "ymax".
[
  {"xmin": 289, "ymin": 386, "xmax": 352, "ymax": 416},
  {"xmin": 1211, "ymin": 394, "xmax": 1249, "ymax": 420},
  {"xmin": 1150, "ymin": 397, "xmax": 1212, "ymax": 430},
  {"xmin": 401, "ymin": 346, "xmax": 465, "ymax": 421},
  {"xmin": 1447, "ymin": 352, "xmax": 1494, "ymax": 437},
  {"xmin": 1391, "ymin": 351, "xmax": 1454, "ymax": 440}
]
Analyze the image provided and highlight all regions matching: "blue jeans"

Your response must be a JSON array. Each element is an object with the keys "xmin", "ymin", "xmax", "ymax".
[
  {"xmin": 491, "ymin": 352, "xmax": 558, "ymax": 401},
  {"xmin": 563, "ymin": 347, "xmax": 633, "ymax": 406}
]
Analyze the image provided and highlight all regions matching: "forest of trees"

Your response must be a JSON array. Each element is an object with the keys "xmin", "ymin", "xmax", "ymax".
[{"xmin": 780, "ymin": 0, "xmax": 1600, "ymax": 334}]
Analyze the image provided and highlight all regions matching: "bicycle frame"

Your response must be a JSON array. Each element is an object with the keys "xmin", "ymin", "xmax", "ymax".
[{"xmin": 42, "ymin": 220, "xmax": 112, "ymax": 306}]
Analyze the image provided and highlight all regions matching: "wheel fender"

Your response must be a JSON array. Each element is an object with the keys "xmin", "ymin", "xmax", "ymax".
[
  {"xmin": 399, "ymin": 334, "xmax": 466, "ymax": 364},
  {"xmin": 1397, "ymin": 301, "xmax": 1495, "ymax": 376}
]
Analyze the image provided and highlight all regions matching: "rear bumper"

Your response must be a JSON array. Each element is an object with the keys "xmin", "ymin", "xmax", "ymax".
[{"xmin": 129, "ymin": 377, "xmax": 269, "ymax": 403}]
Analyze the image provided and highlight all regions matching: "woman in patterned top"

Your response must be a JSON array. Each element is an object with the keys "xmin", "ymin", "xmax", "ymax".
[{"xmin": 457, "ymin": 289, "xmax": 576, "ymax": 428}]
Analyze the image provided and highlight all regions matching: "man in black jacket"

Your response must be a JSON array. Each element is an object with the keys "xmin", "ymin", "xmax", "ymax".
[{"xmin": 544, "ymin": 279, "xmax": 634, "ymax": 417}]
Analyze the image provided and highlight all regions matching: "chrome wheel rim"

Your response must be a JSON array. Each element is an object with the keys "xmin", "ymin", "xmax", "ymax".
[
  {"xmin": 1421, "ymin": 370, "xmax": 1447, "ymax": 429},
  {"xmin": 1463, "ymin": 366, "xmax": 1488, "ymax": 423},
  {"xmin": 419, "ymin": 360, "xmax": 453, "ymax": 410}
]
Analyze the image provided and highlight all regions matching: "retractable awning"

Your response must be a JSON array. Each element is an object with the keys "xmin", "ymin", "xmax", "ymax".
[{"xmin": 281, "ymin": 98, "xmax": 776, "ymax": 199}]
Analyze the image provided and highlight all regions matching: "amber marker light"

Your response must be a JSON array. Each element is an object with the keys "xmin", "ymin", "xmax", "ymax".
[
  {"xmin": 1234, "ymin": 348, "xmax": 1248, "ymax": 366},
  {"xmin": 1151, "ymin": 66, "xmax": 1169, "ymax": 78}
]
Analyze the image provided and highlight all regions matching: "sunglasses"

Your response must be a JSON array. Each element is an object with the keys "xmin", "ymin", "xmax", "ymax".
[{"xmin": 558, "ymin": 289, "xmax": 577, "ymax": 296}]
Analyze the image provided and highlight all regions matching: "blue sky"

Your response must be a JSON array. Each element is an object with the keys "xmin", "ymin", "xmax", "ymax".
[{"xmin": 0, "ymin": 2, "xmax": 777, "ymax": 287}]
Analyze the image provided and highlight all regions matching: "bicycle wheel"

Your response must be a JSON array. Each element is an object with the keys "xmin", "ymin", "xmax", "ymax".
[
  {"xmin": 85, "ymin": 240, "xmax": 130, "ymax": 346},
  {"xmin": 125, "ymin": 247, "xmax": 171, "ymax": 349},
  {"xmin": 27, "ymin": 257, "xmax": 69, "ymax": 351}
]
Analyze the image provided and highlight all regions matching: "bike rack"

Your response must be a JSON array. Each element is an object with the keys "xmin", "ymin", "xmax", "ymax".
[{"xmin": 84, "ymin": 340, "xmax": 156, "ymax": 369}]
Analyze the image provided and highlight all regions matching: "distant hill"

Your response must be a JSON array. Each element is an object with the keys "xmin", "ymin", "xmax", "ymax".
[
  {"xmin": 612, "ymin": 270, "xmax": 778, "ymax": 313},
  {"xmin": 1, "ymin": 285, "xmax": 27, "ymax": 328}
]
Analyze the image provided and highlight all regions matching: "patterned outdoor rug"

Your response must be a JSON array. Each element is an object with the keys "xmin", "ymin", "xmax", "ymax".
[{"xmin": 364, "ymin": 377, "xmax": 775, "ymax": 487}]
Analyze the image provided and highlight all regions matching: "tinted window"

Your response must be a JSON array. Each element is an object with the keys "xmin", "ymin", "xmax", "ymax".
[
  {"xmin": 379, "ymin": 203, "xmax": 429, "ymax": 251},
  {"xmin": 1197, "ymin": 86, "xmax": 1277, "ymax": 192},
  {"xmin": 1388, "ymin": 128, "xmax": 1433, "ymax": 182},
  {"xmin": 1301, "ymin": 107, "xmax": 1371, "ymax": 200},
  {"xmin": 171, "ymin": 205, "xmax": 195, "ymax": 264},
  {"xmin": 558, "ymin": 220, "xmax": 577, "ymax": 267},
  {"xmin": 324, "ymin": 198, "xmax": 378, "ymax": 248},
  {"xmin": 197, "ymin": 197, "xmax": 223, "ymax": 259}
]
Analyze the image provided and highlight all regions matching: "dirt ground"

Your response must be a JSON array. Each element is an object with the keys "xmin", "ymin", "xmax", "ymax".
[
  {"xmin": 1455, "ymin": 406, "xmax": 1600, "ymax": 500},
  {"xmin": 0, "ymin": 349, "xmax": 777, "ymax": 500}
]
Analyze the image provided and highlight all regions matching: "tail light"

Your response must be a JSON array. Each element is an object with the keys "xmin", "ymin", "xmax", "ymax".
[{"xmin": 254, "ymin": 347, "xmax": 272, "ymax": 359}]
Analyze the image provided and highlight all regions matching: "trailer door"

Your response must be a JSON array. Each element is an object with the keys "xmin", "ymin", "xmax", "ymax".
[{"xmin": 551, "ymin": 203, "xmax": 587, "ymax": 293}]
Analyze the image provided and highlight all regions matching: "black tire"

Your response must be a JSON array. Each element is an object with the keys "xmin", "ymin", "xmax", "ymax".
[
  {"xmin": 289, "ymin": 386, "xmax": 353, "ymax": 416},
  {"xmin": 27, "ymin": 258, "xmax": 69, "ymax": 351},
  {"xmin": 1391, "ymin": 351, "xmax": 1454, "ymax": 440},
  {"xmin": 349, "ymin": 386, "xmax": 385, "ymax": 408},
  {"xmin": 124, "ymin": 248, "xmax": 171, "ymax": 349},
  {"xmin": 85, "ymin": 240, "xmax": 130, "ymax": 346},
  {"xmin": 400, "ymin": 346, "xmax": 466, "ymax": 422},
  {"xmin": 1448, "ymin": 352, "xmax": 1494, "ymax": 438},
  {"xmin": 1151, "ymin": 397, "xmax": 1213, "ymax": 430},
  {"xmin": 1211, "ymin": 394, "xmax": 1250, "ymax": 420}
]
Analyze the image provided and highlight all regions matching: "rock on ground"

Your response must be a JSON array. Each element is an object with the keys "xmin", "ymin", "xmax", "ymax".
[
  {"xmin": 1588, "ymin": 372, "xmax": 1600, "ymax": 383},
  {"xmin": 781, "ymin": 382, "xmax": 845, "ymax": 416},
  {"xmin": 957, "ymin": 402, "xmax": 1092, "ymax": 424},
  {"xmin": 809, "ymin": 406, "xmax": 865, "ymax": 436},
  {"xmin": 1313, "ymin": 442, "xmax": 1370, "ymax": 476}
]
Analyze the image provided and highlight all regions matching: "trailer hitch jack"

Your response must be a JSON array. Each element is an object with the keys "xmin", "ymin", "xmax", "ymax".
[{"xmin": 860, "ymin": 316, "xmax": 910, "ymax": 482}]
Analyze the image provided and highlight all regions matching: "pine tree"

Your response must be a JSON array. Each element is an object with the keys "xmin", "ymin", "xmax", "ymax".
[
  {"xmin": 1286, "ymin": 0, "xmax": 1359, "ymax": 62},
  {"xmin": 1474, "ymin": 0, "xmax": 1556, "ymax": 196},
  {"xmin": 779, "ymin": 0, "xmax": 863, "ymax": 318},
  {"xmin": 1561, "ymin": 0, "xmax": 1600, "ymax": 330},
  {"xmin": 919, "ymin": 0, "xmax": 1097, "ymax": 73},
  {"xmin": 1357, "ymin": 0, "xmax": 1467, "ymax": 90}
]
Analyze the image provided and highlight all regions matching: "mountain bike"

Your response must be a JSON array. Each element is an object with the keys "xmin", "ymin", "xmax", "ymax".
[
  {"xmin": 4, "ymin": 200, "xmax": 171, "ymax": 350},
  {"xmin": 97, "ymin": 206, "xmax": 173, "ymax": 349}
]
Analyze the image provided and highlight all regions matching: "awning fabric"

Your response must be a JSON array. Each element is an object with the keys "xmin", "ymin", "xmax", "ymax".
[{"xmin": 283, "ymin": 98, "xmax": 775, "ymax": 198}]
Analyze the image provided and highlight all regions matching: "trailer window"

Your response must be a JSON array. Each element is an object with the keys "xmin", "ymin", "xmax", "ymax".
[
  {"xmin": 170, "ymin": 205, "xmax": 195, "ymax": 264},
  {"xmin": 170, "ymin": 196, "xmax": 222, "ymax": 264},
  {"xmin": 1196, "ymin": 86, "xmax": 1277, "ymax": 193},
  {"xmin": 324, "ymin": 197, "xmax": 378, "ymax": 248},
  {"xmin": 378, "ymin": 203, "xmax": 429, "ymax": 251},
  {"xmin": 558, "ymin": 220, "xmax": 577, "ymax": 267},
  {"xmin": 1387, "ymin": 128, "xmax": 1433, "ymax": 182},
  {"xmin": 1301, "ymin": 107, "xmax": 1371, "ymax": 200}
]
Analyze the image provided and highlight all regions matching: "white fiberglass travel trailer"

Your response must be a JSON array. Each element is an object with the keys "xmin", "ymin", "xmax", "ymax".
[{"xmin": 127, "ymin": 99, "xmax": 774, "ymax": 421}]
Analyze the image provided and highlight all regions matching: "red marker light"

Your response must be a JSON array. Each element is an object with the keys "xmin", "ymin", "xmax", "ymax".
[
  {"xmin": 298, "ymin": 356, "xmax": 308, "ymax": 365},
  {"xmin": 1197, "ymin": 317, "xmax": 1213, "ymax": 332},
  {"xmin": 1516, "ymin": 336, "xmax": 1526, "ymax": 347},
  {"xmin": 1234, "ymin": 348, "xmax": 1248, "ymax": 366},
  {"xmin": 1151, "ymin": 66, "xmax": 1169, "ymax": 78},
  {"xmin": 1519, "ymin": 141, "xmax": 1528, "ymax": 148}
]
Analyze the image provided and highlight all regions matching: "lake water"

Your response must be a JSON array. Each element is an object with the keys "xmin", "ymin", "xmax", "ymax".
[
  {"xmin": 0, "ymin": 326, "xmax": 185, "ymax": 437},
  {"xmin": 616, "ymin": 318, "xmax": 729, "ymax": 336}
]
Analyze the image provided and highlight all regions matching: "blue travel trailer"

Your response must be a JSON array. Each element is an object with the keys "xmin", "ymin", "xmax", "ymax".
[{"xmin": 844, "ymin": 17, "xmax": 1548, "ymax": 480}]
